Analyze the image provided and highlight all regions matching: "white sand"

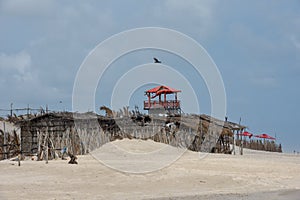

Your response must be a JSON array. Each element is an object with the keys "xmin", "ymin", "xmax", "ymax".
[{"xmin": 1, "ymin": 138, "xmax": 300, "ymax": 200}]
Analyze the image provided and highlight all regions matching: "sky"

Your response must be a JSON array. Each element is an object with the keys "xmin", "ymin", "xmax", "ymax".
[{"xmin": 0, "ymin": 0, "xmax": 299, "ymax": 152}]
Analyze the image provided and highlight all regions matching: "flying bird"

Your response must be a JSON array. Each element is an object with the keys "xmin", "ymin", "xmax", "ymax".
[{"xmin": 153, "ymin": 57, "xmax": 161, "ymax": 63}]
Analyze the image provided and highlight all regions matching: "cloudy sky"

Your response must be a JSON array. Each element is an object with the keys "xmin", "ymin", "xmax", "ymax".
[{"xmin": 0, "ymin": 0, "xmax": 299, "ymax": 152}]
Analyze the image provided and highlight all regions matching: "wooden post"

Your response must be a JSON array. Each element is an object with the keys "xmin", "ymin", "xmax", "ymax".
[
  {"xmin": 37, "ymin": 130, "xmax": 41, "ymax": 160},
  {"xmin": 238, "ymin": 117, "xmax": 243, "ymax": 155},
  {"xmin": 10, "ymin": 103, "xmax": 13, "ymax": 117},
  {"xmin": 27, "ymin": 104, "xmax": 30, "ymax": 118},
  {"xmin": 46, "ymin": 144, "xmax": 48, "ymax": 164},
  {"xmin": 3, "ymin": 121, "xmax": 6, "ymax": 159},
  {"xmin": 240, "ymin": 132, "xmax": 243, "ymax": 155},
  {"xmin": 148, "ymin": 93, "xmax": 151, "ymax": 108},
  {"xmin": 18, "ymin": 153, "xmax": 21, "ymax": 166},
  {"xmin": 45, "ymin": 128, "xmax": 49, "ymax": 164},
  {"xmin": 233, "ymin": 130, "xmax": 236, "ymax": 155}
]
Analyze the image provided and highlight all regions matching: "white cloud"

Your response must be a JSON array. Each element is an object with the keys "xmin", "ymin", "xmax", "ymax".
[
  {"xmin": 228, "ymin": 23, "xmax": 278, "ymax": 56},
  {"xmin": 0, "ymin": 49, "xmax": 70, "ymax": 108},
  {"xmin": 164, "ymin": 0, "xmax": 215, "ymax": 20},
  {"xmin": 0, "ymin": 51, "xmax": 31, "ymax": 74},
  {"xmin": 154, "ymin": 0, "xmax": 217, "ymax": 37},
  {"xmin": 290, "ymin": 35, "xmax": 300, "ymax": 49},
  {"xmin": 0, "ymin": 0, "xmax": 55, "ymax": 17},
  {"xmin": 251, "ymin": 76, "xmax": 278, "ymax": 88}
]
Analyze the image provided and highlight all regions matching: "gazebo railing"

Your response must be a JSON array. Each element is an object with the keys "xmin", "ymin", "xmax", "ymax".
[{"xmin": 144, "ymin": 100, "xmax": 180, "ymax": 110}]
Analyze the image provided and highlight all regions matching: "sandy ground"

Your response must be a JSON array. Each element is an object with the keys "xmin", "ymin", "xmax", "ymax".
[{"xmin": 1, "ymin": 139, "xmax": 300, "ymax": 200}]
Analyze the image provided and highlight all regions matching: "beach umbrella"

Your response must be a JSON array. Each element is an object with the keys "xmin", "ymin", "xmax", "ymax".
[
  {"xmin": 254, "ymin": 133, "xmax": 276, "ymax": 140},
  {"xmin": 237, "ymin": 131, "xmax": 253, "ymax": 138}
]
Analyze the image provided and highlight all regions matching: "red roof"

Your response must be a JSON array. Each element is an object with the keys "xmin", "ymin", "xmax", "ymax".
[
  {"xmin": 145, "ymin": 85, "xmax": 181, "ymax": 95},
  {"xmin": 237, "ymin": 131, "xmax": 253, "ymax": 138},
  {"xmin": 254, "ymin": 133, "xmax": 276, "ymax": 140}
]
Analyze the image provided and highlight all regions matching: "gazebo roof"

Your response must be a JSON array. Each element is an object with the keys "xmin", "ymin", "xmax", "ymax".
[{"xmin": 145, "ymin": 85, "xmax": 181, "ymax": 96}]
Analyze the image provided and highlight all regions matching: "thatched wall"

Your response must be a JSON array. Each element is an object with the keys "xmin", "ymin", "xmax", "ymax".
[
  {"xmin": 0, "ymin": 121, "xmax": 20, "ymax": 160},
  {"xmin": 19, "ymin": 113, "xmax": 121, "ymax": 157},
  {"xmin": 236, "ymin": 139, "xmax": 282, "ymax": 152},
  {"xmin": 19, "ymin": 112, "xmax": 247, "ymax": 160}
]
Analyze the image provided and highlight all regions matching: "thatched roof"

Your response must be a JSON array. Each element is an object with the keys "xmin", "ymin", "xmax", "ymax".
[
  {"xmin": 200, "ymin": 114, "xmax": 246, "ymax": 130},
  {"xmin": 18, "ymin": 112, "xmax": 246, "ymax": 138},
  {"xmin": 17, "ymin": 111, "xmax": 102, "ymax": 125},
  {"xmin": 199, "ymin": 114, "xmax": 246, "ymax": 136}
]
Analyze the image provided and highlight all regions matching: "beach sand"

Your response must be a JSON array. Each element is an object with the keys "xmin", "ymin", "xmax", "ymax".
[{"xmin": 0, "ymin": 139, "xmax": 299, "ymax": 199}]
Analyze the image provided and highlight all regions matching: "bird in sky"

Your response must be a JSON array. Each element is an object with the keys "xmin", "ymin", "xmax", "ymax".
[{"xmin": 153, "ymin": 57, "xmax": 162, "ymax": 63}]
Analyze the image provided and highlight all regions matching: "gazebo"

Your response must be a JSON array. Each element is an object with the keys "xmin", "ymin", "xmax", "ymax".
[{"xmin": 144, "ymin": 85, "xmax": 181, "ymax": 115}]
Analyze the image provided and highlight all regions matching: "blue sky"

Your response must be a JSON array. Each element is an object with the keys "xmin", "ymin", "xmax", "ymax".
[{"xmin": 0, "ymin": 0, "xmax": 299, "ymax": 152}]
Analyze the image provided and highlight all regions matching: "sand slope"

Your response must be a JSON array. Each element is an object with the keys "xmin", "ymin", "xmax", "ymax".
[{"xmin": 0, "ymin": 139, "xmax": 299, "ymax": 199}]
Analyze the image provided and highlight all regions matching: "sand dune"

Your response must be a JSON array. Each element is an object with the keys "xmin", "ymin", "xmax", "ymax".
[{"xmin": 0, "ymin": 139, "xmax": 299, "ymax": 199}]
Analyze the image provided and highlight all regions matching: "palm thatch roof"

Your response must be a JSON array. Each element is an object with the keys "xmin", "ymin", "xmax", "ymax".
[{"xmin": 199, "ymin": 114, "xmax": 246, "ymax": 136}]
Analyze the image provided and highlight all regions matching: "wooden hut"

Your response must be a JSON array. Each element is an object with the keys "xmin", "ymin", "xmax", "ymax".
[
  {"xmin": 198, "ymin": 115, "xmax": 246, "ymax": 153},
  {"xmin": 19, "ymin": 110, "xmax": 248, "ymax": 160},
  {"xmin": 19, "ymin": 112, "xmax": 120, "ymax": 159}
]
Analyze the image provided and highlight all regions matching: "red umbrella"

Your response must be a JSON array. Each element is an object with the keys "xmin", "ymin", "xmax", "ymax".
[
  {"xmin": 237, "ymin": 131, "xmax": 253, "ymax": 138},
  {"xmin": 254, "ymin": 133, "xmax": 276, "ymax": 140}
]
